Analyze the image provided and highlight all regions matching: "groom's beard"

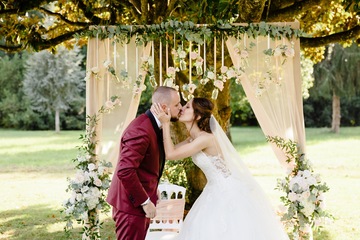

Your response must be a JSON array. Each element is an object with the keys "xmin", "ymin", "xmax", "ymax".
[{"xmin": 170, "ymin": 117, "xmax": 179, "ymax": 122}]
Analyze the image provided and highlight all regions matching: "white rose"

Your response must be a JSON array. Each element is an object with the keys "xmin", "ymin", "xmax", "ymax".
[
  {"xmin": 288, "ymin": 192, "xmax": 298, "ymax": 202},
  {"xmin": 206, "ymin": 71, "xmax": 215, "ymax": 79},
  {"xmin": 226, "ymin": 69, "xmax": 236, "ymax": 79},
  {"xmin": 220, "ymin": 66, "xmax": 228, "ymax": 74},
  {"xmin": 74, "ymin": 171, "xmax": 85, "ymax": 184},
  {"xmin": 300, "ymin": 190, "xmax": 310, "ymax": 201},
  {"xmin": 88, "ymin": 163, "xmax": 96, "ymax": 171},
  {"xmin": 274, "ymin": 47, "xmax": 282, "ymax": 57},
  {"xmin": 94, "ymin": 178, "xmax": 102, "ymax": 187},
  {"xmin": 81, "ymin": 186, "xmax": 89, "ymax": 193},
  {"xmin": 179, "ymin": 50, "xmax": 186, "ymax": 59}
]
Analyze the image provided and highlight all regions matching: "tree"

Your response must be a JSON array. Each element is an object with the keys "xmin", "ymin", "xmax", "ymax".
[
  {"xmin": 23, "ymin": 45, "xmax": 85, "ymax": 132},
  {"xmin": 1, "ymin": 0, "xmax": 358, "ymax": 207},
  {"xmin": 312, "ymin": 42, "xmax": 360, "ymax": 133},
  {"xmin": 0, "ymin": 0, "xmax": 358, "ymax": 54}
]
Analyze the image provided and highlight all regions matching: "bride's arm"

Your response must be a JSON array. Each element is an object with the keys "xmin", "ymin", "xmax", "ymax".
[{"xmin": 162, "ymin": 121, "xmax": 209, "ymax": 160}]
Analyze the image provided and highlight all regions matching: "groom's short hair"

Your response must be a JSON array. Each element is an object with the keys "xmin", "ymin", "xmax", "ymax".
[{"xmin": 152, "ymin": 86, "xmax": 178, "ymax": 105}]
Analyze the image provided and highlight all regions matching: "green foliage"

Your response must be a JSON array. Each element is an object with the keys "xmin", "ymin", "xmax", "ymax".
[
  {"xmin": 77, "ymin": 20, "xmax": 305, "ymax": 46},
  {"xmin": 313, "ymin": 43, "xmax": 360, "ymax": 99},
  {"xmin": 303, "ymin": 95, "xmax": 360, "ymax": 127},
  {"xmin": 23, "ymin": 46, "xmax": 85, "ymax": 131}
]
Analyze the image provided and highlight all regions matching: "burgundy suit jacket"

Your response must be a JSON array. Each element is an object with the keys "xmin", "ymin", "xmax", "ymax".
[{"xmin": 106, "ymin": 110, "xmax": 165, "ymax": 216}]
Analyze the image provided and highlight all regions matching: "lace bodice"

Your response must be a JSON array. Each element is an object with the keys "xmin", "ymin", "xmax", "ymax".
[{"xmin": 192, "ymin": 151, "xmax": 232, "ymax": 182}]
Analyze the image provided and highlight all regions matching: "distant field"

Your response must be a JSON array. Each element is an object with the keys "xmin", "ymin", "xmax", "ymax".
[{"xmin": 0, "ymin": 127, "xmax": 359, "ymax": 239}]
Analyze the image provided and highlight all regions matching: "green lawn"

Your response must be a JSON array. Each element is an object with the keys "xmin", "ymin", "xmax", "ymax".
[{"xmin": 0, "ymin": 127, "xmax": 359, "ymax": 240}]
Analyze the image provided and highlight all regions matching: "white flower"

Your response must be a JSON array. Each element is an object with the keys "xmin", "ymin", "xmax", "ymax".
[
  {"xmin": 91, "ymin": 67, "xmax": 100, "ymax": 74},
  {"xmin": 301, "ymin": 201, "xmax": 315, "ymax": 217},
  {"xmin": 220, "ymin": 66, "xmax": 228, "ymax": 74},
  {"xmin": 284, "ymin": 47, "xmax": 295, "ymax": 57},
  {"xmin": 65, "ymin": 205, "xmax": 74, "ymax": 215},
  {"xmin": 81, "ymin": 186, "xmax": 89, "ymax": 193},
  {"xmin": 178, "ymin": 50, "xmax": 186, "ymax": 59},
  {"xmin": 94, "ymin": 178, "xmax": 103, "ymax": 187},
  {"xmin": 76, "ymin": 193, "xmax": 83, "ymax": 201},
  {"xmin": 88, "ymin": 171, "xmax": 97, "ymax": 179},
  {"xmin": 74, "ymin": 171, "xmax": 85, "ymax": 184},
  {"xmin": 103, "ymin": 60, "xmax": 112, "ymax": 68},
  {"xmin": 206, "ymin": 71, "xmax": 215, "ymax": 80},
  {"xmin": 300, "ymin": 190, "xmax": 310, "ymax": 201},
  {"xmin": 274, "ymin": 47, "xmax": 282, "ymax": 57},
  {"xmin": 214, "ymin": 80, "xmax": 224, "ymax": 91},
  {"xmin": 77, "ymin": 155, "xmax": 86, "ymax": 162},
  {"xmin": 288, "ymin": 192, "xmax": 298, "ymax": 202},
  {"xmin": 88, "ymin": 163, "xmax": 96, "ymax": 171},
  {"xmin": 81, "ymin": 211, "xmax": 88, "ymax": 221}
]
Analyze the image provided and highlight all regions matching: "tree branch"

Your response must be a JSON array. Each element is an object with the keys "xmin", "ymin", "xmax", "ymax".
[
  {"xmin": 300, "ymin": 25, "xmax": 360, "ymax": 48},
  {"xmin": 39, "ymin": 7, "xmax": 89, "ymax": 27},
  {"xmin": 140, "ymin": 0, "xmax": 149, "ymax": 23},
  {"xmin": 266, "ymin": 0, "xmax": 324, "ymax": 22},
  {"xmin": 127, "ymin": 0, "xmax": 142, "ymax": 23},
  {"xmin": 76, "ymin": 0, "xmax": 103, "ymax": 25},
  {"xmin": 0, "ymin": 28, "xmax": 87, "ymax": 52}
]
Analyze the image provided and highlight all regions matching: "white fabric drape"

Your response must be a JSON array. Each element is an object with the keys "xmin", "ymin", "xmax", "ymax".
[
  {"xmin": 226, "ymin": 22, "xmax": 305, "ymax": 170},
  {"xmin": 86, "ymin": 37, "xmax": 152, "ymax": 167}
]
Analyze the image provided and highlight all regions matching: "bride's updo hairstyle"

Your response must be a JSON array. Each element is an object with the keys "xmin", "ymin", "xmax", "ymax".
[{"xmin": 192, "ymin": 98, "xmax": 214, "ymax": 133}]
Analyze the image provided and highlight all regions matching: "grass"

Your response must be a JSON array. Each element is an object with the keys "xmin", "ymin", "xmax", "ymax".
[{"xmin": 0, "ymin": 127, "xmax": 359, "ymax": 240}]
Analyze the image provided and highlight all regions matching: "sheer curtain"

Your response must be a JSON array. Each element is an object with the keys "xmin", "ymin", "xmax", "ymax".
[
  {"xmin": 86, "ymin": 36, "xmax": 152, "ymax": 167},
  {"xmin": 226, "ymin": 22, "xmax": 305, "ymax": 170}
]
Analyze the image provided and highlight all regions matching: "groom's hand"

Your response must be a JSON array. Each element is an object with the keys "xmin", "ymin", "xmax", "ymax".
[{"xmin": 142, "ymin": 201, "xmax": 156, "ymax": 219}]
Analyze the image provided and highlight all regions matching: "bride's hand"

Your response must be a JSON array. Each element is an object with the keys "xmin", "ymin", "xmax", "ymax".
[{"xmin": 151, "ymin": 103, "xmax": 170, "ymax": 124}]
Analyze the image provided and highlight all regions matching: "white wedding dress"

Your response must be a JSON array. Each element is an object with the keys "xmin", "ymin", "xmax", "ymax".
[{"xmin": 175, "ymin": 116, "xmax": 289, "ymax": 240}]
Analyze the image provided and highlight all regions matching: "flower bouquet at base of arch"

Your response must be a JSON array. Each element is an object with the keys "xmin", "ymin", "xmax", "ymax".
[
  {"xmin": 266, "ymin": 136, "xmax": 334, "ymax": 240},
  {"xmin": 62, "ymin": 96, "xmax": 121, "ymax": 240}
]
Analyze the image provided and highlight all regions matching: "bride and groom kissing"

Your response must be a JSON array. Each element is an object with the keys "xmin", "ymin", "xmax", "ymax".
[{"xmin": 107, "ymin": 86, "xmax": 289, "ymax": 240}]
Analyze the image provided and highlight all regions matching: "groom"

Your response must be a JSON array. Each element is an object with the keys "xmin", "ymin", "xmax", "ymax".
[{"xmin": 107, "ymin": 86, "xmax": 182, "ymax": 240}]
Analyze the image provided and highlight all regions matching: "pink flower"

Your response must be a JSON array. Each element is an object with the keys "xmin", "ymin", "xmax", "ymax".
[
  {"xmin": 214, "ymin": 80, "xmax": 224, "ymax": 91},
  {"xmin": 240, "ymin": 50, "xmax": 249, "ymax": 58},
  {"xmin": 190, "ymin": 52, "xmax": 198, "ymax": 59},
  {"xmin": 220, "ymin": 66, "xmax": 228, "ymax": 74},
  {"xmin": 284, "ymin": 47, "xmax": 295, "ymax": 57}
]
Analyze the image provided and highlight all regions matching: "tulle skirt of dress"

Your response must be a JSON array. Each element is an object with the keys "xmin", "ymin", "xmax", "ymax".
[{"xmin": 174, "ymin": 175, "xmax": 289, "ymax": 240}]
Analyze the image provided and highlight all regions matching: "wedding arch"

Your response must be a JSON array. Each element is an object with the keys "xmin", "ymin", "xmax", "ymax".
[{"xmin": 63, "ymin": 21, "xmax": 331, "ymax": 240}]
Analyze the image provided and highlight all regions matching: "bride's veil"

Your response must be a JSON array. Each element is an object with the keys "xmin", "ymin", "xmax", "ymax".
[
  {"xmin": 210, "ymin": 115, "xmax": 278, "ymax": 205},
  {"xmin": 209, "ymin": 115, "xmax": 289, "ymax": 238},
  {"xmin": 210, "ymin": 115, "xmax": 256, "ymax": 180}
]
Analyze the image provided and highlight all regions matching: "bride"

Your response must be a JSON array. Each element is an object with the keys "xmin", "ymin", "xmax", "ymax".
[{"xmin": 151, "ymin": 97, "xmax": 289, "ymax": 240}]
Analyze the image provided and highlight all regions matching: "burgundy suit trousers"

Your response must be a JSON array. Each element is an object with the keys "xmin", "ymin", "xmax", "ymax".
[{"xmin": 113, "ymin": 207, "xmax": 150, "ymax": 240}]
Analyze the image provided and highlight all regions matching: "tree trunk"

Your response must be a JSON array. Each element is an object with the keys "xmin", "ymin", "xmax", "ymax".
[
  {"xmin": 55, "ymin": 109, "xmax": 60, "ymax": 133},
  {"xmin": 331, "ymin": 92, "xmax": 341, "ymax": 133}
]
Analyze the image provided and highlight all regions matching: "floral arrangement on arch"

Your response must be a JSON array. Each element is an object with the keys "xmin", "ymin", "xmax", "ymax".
[
  {"xmin": 62, "ymin": 96, "xmax": 121, "ymax": 240},
  {"xmin": 266, "ymin": 136, "xmax": 333, "ymax": 240}
]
